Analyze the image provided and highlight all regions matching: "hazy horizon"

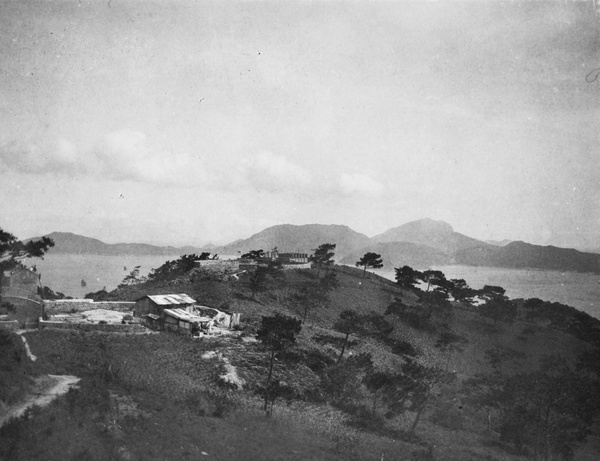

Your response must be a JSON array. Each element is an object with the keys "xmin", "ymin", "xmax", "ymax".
[
  {"xmin": 2, "ymin": 1, "xmax": 599, "ymax": 249},
  {"xmin": 19, "ymin": 217, "xmax": 599, "ymax": 252}
]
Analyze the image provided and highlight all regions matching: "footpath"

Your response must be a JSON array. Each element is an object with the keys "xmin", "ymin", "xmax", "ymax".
[{"xmin": 0, "ymin": 332, "xmax": 80, "ymax": 427}]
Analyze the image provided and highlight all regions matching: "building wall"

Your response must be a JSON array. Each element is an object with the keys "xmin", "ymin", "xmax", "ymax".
[
  {"xmin": 6, "ymin": 269, "xmax": 41, "ymax": 292},
  {"xmin": 0, "ymin": 296, "xmax": 43, "ymax": 327},
  {"xmin": 134, "ymin": 298, "xmax": 154, "ymax": 317}
]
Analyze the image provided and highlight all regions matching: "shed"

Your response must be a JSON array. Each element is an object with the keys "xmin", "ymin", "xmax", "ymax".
[
  {"xmin": 134, "ymin": 293, "xmax": 196, "ymax": 318},
  {"xmin": 163, "ymin": 308, "xmax": 211, "ymax": 334}
]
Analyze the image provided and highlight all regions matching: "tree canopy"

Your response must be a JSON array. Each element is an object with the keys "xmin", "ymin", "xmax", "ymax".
[
  {"xmin": 309, "ymin": 243, "xmax": 336, "ymax": 276},
  {"xmin": 355, "ymin": 252, "xmax": 384, "ymax": 277},
  {"xmin": 241, "ymin": 249, "xmax": 265, "ymax": 260},
  {"xmin": 394, "ymin": 265, "xmax": 422, "ymax": 290},
  {"xmin": 256, "ymin": 314, "xmax": 303, "ymax": 414},
  {"xmin": 0, "ymin": 228, "xmax": 54, "ymax": 273}
]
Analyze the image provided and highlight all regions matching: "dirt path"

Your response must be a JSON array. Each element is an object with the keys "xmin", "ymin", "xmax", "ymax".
[
  {"xmin": 16, "ymin": 330, "xmax": 37, "ymax": 362},
  {"xmin": 0, "ymin": 374, "xmax": 80, "ymax": 427}
]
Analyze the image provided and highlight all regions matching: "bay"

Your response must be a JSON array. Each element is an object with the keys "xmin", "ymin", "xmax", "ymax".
[{"xmin": 26, "ymin": 254, "xmax": 179, "ymax": 298}]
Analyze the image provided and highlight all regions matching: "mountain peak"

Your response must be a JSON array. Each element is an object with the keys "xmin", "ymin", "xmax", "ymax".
[
  {"xmin": 406, "ymin": 218, "xmax": 454, "ymax": 233},
  {"xmin": 371, "ymin": 219, "xmax": 484, "ymax": 254}
]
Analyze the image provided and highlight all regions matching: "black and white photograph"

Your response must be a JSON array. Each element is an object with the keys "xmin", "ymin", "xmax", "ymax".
[{"xmin": 1, "ymin": 1, "xmax": 600, "ymax": 460}]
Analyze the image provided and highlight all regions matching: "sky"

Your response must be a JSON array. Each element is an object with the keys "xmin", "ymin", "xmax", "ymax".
[{"xmin": 1, "ymin": 0, "xmax": 599, "ymax": 249}]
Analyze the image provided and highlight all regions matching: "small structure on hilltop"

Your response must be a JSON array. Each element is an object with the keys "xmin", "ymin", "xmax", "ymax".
[
  {"xmin": 238, "ymin": 249, "xmax": 311, "ymax": 271},
  {"xmin": 0, "ymin": 267, "xmax": 44, "ymax": 328},
  {"xmin": 134, "ymin": 294, "xmax": 196, "ymax": 321},
  {"xmin": 134, "ymin": 293, "xmax": 240, "ymax": 334},
  {"xmin": 163, "ymin": 308, "xmax": 210, "ymax": 334}
]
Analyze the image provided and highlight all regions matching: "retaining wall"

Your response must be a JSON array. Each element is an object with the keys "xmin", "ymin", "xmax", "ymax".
[
  {"xmin": 38, "ymin": 319, "xmax": 147, "ymax": 333},
  {"xmin": 0, "ymin": 320, "xmax": 19, "ymax": 331},
  {"xmin": 194, "ymin": 260, "xmax": 240, "ymax": 269},
  {"xmin": 45, "ymin": 300, "xmax": 135, "ymax": 314}
]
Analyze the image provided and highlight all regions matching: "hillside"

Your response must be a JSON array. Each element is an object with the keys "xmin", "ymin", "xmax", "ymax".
[
  {"xmin": 455, "ymin": 241, "xmax": 600, "ymax": 273},
  {"xmin": 214, "ymin": 224, "xmax": 371, "ymax": 259},
  {"xmin": 0, "ymin": 256, "xmax": 600, "ymax": 461},
  {"xmin": 4, "ymin": 261, "xmax": 600, "ymax": 460},
  {"xmin": 27, "ymin": 232, "xmax": 206, "ymax": 256}
]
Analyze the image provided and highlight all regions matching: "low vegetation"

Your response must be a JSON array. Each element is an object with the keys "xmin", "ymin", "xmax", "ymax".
[{"xmin": 3, "ymin": 247, "xmax": 600, "ymax": 461}]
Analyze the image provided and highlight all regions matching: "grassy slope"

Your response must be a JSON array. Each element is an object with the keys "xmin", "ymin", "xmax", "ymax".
[{"xmin": 2, "ymin": 264, "xmax": 599, "ymax": 460}]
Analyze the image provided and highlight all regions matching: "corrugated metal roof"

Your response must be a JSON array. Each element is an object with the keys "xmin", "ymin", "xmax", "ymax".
[
  {"xmin": 146, "ymin": 294, "xmax": 196, "ymax": 305},
  {"xmin": 163, "ymin": 308, "xmax": 209, "ymax": 323}
]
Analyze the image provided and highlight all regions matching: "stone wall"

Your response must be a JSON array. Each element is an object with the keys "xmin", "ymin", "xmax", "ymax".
[
  {"xmin": 45, "ymin": 300, "xmax": 135, "ymax": 314},
  {"xmin": 0, "ymin": 320, "xmax": 19, "ymax": 331},
  {"xmin": 38, "ymin": 319, "xmax": 147, "ymax": 333},
  {"xmin": 194, "ymin": 260, "xmax": 240, "ymax": 269},
  {"xmin": 282, "ymin": 262, "xmax": 312, "ymax": 270}
]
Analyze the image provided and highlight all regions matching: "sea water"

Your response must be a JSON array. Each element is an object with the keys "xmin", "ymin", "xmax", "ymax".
[{"xmin": 379, "ymin": 265, "xmax": 600, "ymax": 320}]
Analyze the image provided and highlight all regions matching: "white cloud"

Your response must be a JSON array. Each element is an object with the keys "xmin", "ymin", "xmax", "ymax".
[
  {"xmin": 0, "ymin": 130, "xmax": 207, "ymax": 186},
  {"xmin": 95, "ymin": 129, "xmax": 204, "ymax": 184},
  {"xmin": 0, "ymin": 138, "xmax": 88, "ymax": 174},
  {"xmin": 338, "ymin": 172, "xmax": 384, "ymax": 197},
  {"xmin": 239, "ymin": 151, "xmax": 312, "ymax": 193}
]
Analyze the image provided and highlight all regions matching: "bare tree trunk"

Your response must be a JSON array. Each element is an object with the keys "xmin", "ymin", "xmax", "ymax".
[
  {"xmin": 410, "ymin": 403, "xmax": 427, "ymax": 436},
  {"xmin": 263, "ymin": 348, "xmax": 276, "ymax": 411},
  {"xmin": 338, "ymin": 333, "xmax": 350, "ymax": 363}
]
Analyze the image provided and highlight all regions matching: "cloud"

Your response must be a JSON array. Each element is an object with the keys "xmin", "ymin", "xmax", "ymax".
[
  {"xmin": 94, "ymin": 129, "xmax": 202, "ymax": 184},
  {"xmin": 338, "ymin": 172, "xmax": 384, "ymax": 197},
  {"xmin": 0, "ymin": 138, "xmax": 90, "ymax": 175},
  {"xmin": 0, "ymin": 130, "xmax": 207, "ymax": 186},
  {"xmin": 238, "ymin": 151, "xmax": 312, "ymax": 193}
]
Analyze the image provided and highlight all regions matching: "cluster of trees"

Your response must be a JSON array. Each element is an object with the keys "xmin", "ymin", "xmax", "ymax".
[
  {"xmin": 462, "ymin": 353, "xmax": 600, "ymax": 460},
  {"xmin": 145, "ymin": 253, "xmax": 217, "ymax": 282},
  {"xmin": 255, "ymin": 307, "xmax": 454, "ymax": 437},
  {"xmin": 393, "ymin": 265, "xmax": 521, "ymax": 327}
]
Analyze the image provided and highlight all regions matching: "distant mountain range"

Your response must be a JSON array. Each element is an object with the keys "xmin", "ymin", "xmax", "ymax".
[
  {"xmin": 29, "ymin": 219, "xmax": 600, "ymax": 274},
  {"xmin": 27, "ymin": 232, "xmax": 205, "ymax": 256}
]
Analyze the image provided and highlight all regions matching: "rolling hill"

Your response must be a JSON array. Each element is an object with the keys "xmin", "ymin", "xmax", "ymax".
[{"xmin": 212, "ymin": 224, "xmax": 371, "ymax": 259}]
